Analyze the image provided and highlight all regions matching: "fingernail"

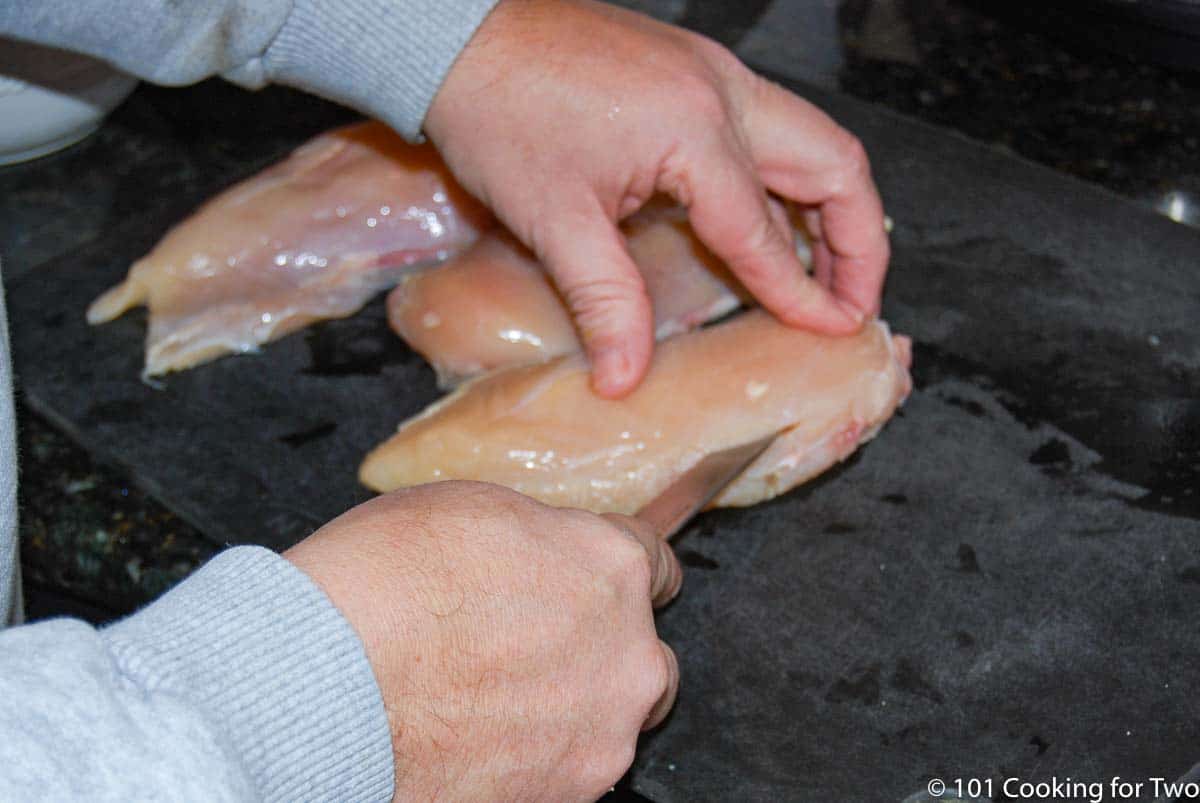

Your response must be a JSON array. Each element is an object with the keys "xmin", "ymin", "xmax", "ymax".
[
  {"xmin": 836, "ymin": 299, "xmax": 866, "ymax": 327},
  {"xmin": 592, "ymin": 347, "xmax": 631, "ymax": 398}
]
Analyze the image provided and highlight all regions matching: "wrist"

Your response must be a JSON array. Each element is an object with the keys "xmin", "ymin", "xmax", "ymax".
[
  {"xmin": 424, "ymin": 0, "xmax": 537, "ymax": 144},
  {"xmin": 104, "ymin": 547, "xmax": 394, "ymax": 802},
  {"xmin": 264, "ymin": 0, "xmax": 501, "ymax": 142}
]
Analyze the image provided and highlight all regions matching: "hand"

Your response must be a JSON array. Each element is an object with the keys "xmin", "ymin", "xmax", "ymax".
[
  {"xmin": 284, "ymin": 482, "xmax": 682, "ymax": 802},
  {"xmin": 425, "ymin": 0, "xmax": 889, "ymax": 398}
]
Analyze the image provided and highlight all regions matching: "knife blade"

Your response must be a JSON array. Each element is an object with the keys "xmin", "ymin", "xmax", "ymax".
[{"xmin": 635, "ymin": 434, "xmax": 776, "ymax": 540}]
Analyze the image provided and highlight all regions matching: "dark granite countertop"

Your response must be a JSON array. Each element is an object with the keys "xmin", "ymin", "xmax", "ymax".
[{"xmin": 6, "ymin": 0, "xmax": 1200, "ymax": 619}]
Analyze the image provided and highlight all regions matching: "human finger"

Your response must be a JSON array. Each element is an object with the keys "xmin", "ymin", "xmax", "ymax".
[
  {"xmin": 742, "ymin": 77, "xmax": 889, "ymax": 315},
  {"xmin": 668, "ymin": 136, "xmax": 863, "ymax": 333},
  {"xmin": 538, "ymin": 197, "xmax": 655, "ymax": 398}
]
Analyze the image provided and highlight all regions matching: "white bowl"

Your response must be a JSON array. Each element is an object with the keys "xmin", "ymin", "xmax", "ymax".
[{"xmin": 0, "ymin": 40, "xmax": 138, "ymax": 165}]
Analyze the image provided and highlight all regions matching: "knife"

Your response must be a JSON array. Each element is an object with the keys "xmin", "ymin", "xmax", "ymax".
[{"xmin": 635, "ymin": 434, "xmax": 776, "ymax": 540}]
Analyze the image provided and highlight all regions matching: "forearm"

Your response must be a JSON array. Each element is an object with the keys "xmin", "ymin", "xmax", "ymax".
[
  {"xmin": 262, "ymin": 0, "xmax": 501, "ymax": 140},
  {"xmin": 0, "ymin": 547, "xmax": 393, "ymax": 802},
  {"xmin": 0, "ymin": 1, "xmax": 289, "ymax": 87},
  {"xmin": 0, "ymin": 0, "xmax": 500, "ymax": 140}
]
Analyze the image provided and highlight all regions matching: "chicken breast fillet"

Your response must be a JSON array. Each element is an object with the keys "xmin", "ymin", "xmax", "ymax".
[
  {"xmin": 385, "ymin": 202, "xmax": 754, "ymax": 386},
  {"xmin": 87, "ymin": 121, "xmax": 489, "ymax": 376},
  {"xmin": 360, "ymin": 311, "xmax": 912, "ymax": 513}
]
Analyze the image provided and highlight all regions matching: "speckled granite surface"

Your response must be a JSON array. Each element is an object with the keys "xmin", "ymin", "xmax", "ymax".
[
  {"xmin": 5, "ymin": 0, "xmax": 1199, "ymax": 619},
  {"xmin": 17, "ymin": 410, "xmax": 216, "ymax": 620}
]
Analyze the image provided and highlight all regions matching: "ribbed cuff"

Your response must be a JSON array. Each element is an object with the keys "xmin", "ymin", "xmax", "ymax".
[
  {"xmin": 262, "ymin": 0, "xmax": 500, "ymax": 141},
  {"xmin": 102, "ymin": 547, "xmax": 393, "ymax": 803}
]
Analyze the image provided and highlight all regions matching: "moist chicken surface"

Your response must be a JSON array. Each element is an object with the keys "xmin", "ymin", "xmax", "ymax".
[
  {"xmin": 87, "ymin": 121, "xmax": 489, "ymax": 376},
  {"xmin": 385, "ymin": 202, "xmax": 751, "ymax": 385},
  {"xmin": 361, "ymin": 310, "xmax": 912, "ymax": 513}
]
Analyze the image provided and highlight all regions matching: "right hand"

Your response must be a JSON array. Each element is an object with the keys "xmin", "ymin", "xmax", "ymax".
[{"xmin": 284, "ymin": 481, "xmax": 682, "ymax": 802}]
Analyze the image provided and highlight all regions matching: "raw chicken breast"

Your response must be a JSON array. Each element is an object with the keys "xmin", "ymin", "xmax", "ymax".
[
  {"xmin": 87, "ymin": 121, "xmax": 489, "ymax": 376},
  {"xmin": 386, "ymin": 231, "xmax": 580, "ymax": 385},
  {"xmin": 360, "ymin": 311, "xmax": 912, "ymax": 513},
  {"xmin": 386, "ymin": 203, "xmax": 750, "ymax": 386}
]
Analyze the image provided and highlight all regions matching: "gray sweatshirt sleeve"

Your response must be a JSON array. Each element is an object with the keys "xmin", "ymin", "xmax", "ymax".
[
  {"xmin": 0, "ymin": 546, "xmax": 395, "ymax": 802},
  {"xmin": 0, "ymin": 263, "xmax": 392, "ymax": 798},
  {"xmin": 0, "ymin": 3, "xmax": 475, "ymax": 794},
  {"xmin": 0, "ymin": 0, "xmax": 500, "ymax": 141},
  {"xmin": 0, "ymin": 283, "xmax": 18, "ymax": 626}
]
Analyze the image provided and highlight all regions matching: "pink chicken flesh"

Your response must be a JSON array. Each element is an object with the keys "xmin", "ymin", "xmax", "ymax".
[
  {"xmin": 360, "ymin": 310, "xmax": 912, "ymax": 513},
  {"xmin": 87, "ymin": 121, "xmax": 489, "ymax": 376},
  {"xmin": 386, "ymin": 203, "xmax": 752, "ymax": 386}
]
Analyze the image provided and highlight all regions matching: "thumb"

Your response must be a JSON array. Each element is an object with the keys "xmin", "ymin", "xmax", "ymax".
[{"xmin": 537, "ymin": 199, "xmax": 654, "ymax": 398}]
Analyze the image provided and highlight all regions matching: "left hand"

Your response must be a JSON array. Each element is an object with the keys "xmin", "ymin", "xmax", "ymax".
[{"xmin": 425, "ymin": 0, "xmax": 889, "ymax": 398}]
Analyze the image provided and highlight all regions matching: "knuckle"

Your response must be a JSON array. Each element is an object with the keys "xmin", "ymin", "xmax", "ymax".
[
  {"xmin": 565, "ymin": 507, "xmax": 624, "ymax": 540},
  {"xmin": 835, "ymin": 132, "xmax": 869, "ymax": 169},
  {"xmin": 638, "ymin": 642, "xmax": 672, "ymax": 701},
  {"xmin": 621, "ymin": 640, "xmax": 672, "ymax": 716},
  {"xmin": 725, "ymin": 214, "xmax": 791, "ymax": 280},
  {"xmin": 586, "ymin": 742, "xmax": 638, "ymax": 792},
  {"xmin": 609, "ymin": 741, "xmax": 638, "ymax": 781},
  {"xmin": 673, "ymin": 71, "xmax": 729, "ymax": 127},
  {"xmin": 691, "ymin": 34, "xmax": 732, "ymax": 62},
  {"xmin": 829, "ymin": 133, "xmax": 871, "ymax": 191},
  {"xmin": 454, "ymin": 479, "xmax": 526, "ymax": 508},
  {"xmin": 657, "ymin": 147, "xmax": 694, "ymax": 206},
  {"xmin": 877, "ymin": 232, "xmax": 892, "ymax": 264},
  {"xmin": 563, "ymin": 272, "xmax": 646, "ymax": 303},
  {"xmin": 561, "ymin": 275, "xmax": 649, "ymax": 329},
  {"xmin": 606, "ymin": 533, "xmax": 654, "ymax": 591},
  {"xmin": 684, "ymin": 30, "xmax": 745, "ymax": 76},
  {"xmin": 751, "ymin": 73, "xmax": 790, "ymax": 107},
  {"xmin": 562, "ymin": 506, "xmax": 604, "ymax": 529}
]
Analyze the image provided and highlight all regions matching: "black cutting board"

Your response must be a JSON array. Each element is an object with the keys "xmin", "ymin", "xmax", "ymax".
[{"xmin": 9, "ymin": 77, "xmax": 1200, "ymax": 801}]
